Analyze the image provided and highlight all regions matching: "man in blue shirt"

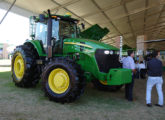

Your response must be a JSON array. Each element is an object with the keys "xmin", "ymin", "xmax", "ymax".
[
  {"xmin": 123, "ymin": 50, "xmax": 136, "ymax": 101},
  {"xmin": 146, "ymin": 51, "xmax": 164, "ymax": 107}
]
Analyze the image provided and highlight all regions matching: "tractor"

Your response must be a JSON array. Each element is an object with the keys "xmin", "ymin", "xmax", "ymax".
[{"xmin": 11, "ymin": 10, "xmax": 132, "ymax": 103}]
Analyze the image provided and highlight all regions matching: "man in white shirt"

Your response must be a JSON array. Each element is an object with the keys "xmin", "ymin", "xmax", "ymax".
[
  {"xmin": 139, "ymin": 61, "xmax": 146, "ymax": 70},
  {"xmin": 123, "ymin": 50, "xmax": 136, "ymax": 101},
  {"xmin": 135, "ymin": 60, "xmax": 139, "ymax": 70},
  {"xmin": 139, "ymin": 61, "xmax": 147, "ymax": 79}
]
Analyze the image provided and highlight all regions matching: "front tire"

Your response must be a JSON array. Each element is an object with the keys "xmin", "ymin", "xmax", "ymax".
[{"xmin": 42, "ymin": 58, "xmax": 85, "ymax": 103}]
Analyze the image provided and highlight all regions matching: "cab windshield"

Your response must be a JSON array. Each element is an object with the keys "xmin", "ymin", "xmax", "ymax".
[{"xmin": 59, "ymin": 21, "xmax": 77, "ymax": 38}]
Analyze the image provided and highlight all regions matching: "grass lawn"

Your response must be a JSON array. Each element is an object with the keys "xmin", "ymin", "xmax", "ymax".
[{"xmin": 0, "ymin": 71, "xmax": 165, "ymax": 120}]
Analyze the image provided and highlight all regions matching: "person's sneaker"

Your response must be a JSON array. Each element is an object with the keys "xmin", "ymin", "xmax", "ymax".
[
  {"xmin": 146, "ymin": 103, "xmax": 152, "ymax": 107},
  {"xmin": 155, "ymin": 104, "xmax": 163, "ymax": 107}
]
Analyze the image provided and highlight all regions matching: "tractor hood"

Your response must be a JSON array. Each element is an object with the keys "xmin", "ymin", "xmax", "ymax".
[
  {"xmin": 64, "ymin": 38, "xmax": 119, "ymax": 51},
  {"xmin": 80, "ymin": 24, "xmax": 109, "ymax": 41}
]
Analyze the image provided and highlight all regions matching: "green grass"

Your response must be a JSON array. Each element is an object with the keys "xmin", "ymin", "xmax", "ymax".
[
  {"xmin": 0, "ymin": 71, "xmax": 165, "ymax": 120},
  {"xmin": 0, "ymin": 71, "xmax": 11, "ymax": 79}
]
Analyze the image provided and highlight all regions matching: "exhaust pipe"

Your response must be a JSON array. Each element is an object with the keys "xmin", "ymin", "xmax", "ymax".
[{"xmin": 47, "ymin": 9, "xmax": 52, "ymax": 58}]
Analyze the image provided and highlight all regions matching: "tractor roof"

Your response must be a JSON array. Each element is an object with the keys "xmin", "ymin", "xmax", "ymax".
[
  {"xmin": 52, "ymin": 15, "xmax": 79, "ymax": 23},
  {"xmin": 33, "ymin": 14, "xmax": 79, "ymax": 23}
]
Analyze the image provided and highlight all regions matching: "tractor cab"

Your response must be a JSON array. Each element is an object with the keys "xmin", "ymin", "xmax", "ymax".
[
  {"xmin": 30, "ymin": 14, "xmax": 79, "ymax": 54},
  {"xmin": 30, "ymin": 12, "xmax": 109, "ymax": 56}
]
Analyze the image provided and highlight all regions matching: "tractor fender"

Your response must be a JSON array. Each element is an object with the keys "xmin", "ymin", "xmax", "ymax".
[{"xmin": 24, "ymin": 40, "xmax": 46, "ymax": 56}]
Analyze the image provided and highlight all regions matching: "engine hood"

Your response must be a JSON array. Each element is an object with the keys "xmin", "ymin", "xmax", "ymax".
[{"xmin": 64, "ymin": 38, "xmax": 119, "ymax": 51}]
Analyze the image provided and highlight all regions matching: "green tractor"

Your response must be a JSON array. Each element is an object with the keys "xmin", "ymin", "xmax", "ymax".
[{"xmin": 11, "ymin": 10, "xmax": 132, "ymax": 103}]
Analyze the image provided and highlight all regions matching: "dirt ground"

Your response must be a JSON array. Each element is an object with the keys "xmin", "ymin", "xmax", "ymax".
[{"xmin": 0, "ymin": 70, "xmax": 165, "ymax": 120}]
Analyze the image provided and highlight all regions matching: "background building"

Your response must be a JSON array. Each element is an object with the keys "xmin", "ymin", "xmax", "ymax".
[{"xmin": 0, "ymin": 43, "xmax": 10, "ymax": 59}]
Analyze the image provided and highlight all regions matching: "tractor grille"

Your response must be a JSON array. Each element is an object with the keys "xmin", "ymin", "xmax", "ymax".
[{"xmin": 95, "ymin": 49, "xmax": 121, "ymax": 73}]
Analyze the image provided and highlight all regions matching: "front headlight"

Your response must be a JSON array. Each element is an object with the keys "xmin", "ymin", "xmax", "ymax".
[
  {"xmin": 104, "ymin": 50, "xmax": 110, "ymax": 54},
  {"xmin": 110, "ymin": 51, "xmax": 113, "ymax": 55}
]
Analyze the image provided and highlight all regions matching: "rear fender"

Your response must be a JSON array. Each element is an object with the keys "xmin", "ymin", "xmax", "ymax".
[{"xmin": 24, "ymin": 40, "xmax": 46, "ymax": 56}]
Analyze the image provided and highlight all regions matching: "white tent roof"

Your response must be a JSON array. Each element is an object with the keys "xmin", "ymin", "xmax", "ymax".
[{"xmin": 2, "ymin": 0, "xmax": 165, "ymax": 50}]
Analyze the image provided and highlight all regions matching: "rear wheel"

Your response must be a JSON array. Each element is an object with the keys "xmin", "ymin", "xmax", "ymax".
[
  {"xmin": 92, "ymin": 79, "xmax": 123, "ymax": 92},
  {"xmin": 42, "ymin": 58, "xmax": 85, "ymax": 103},
  {"xmin": 11, "ymin": 44, "xmax": 40, "ymax": 87}
]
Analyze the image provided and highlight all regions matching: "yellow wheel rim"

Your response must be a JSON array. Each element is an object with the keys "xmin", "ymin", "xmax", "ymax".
[
  {"xmin": 48, "ymin": 68, "xmax": 70, "ymax": 94},
  {"xmin": 14, "ymin": 53, "xmax": 25, "ymax": 80},
  {"xmin": 100, "ymin": 80, "xmax": 108, "ymax": 85}
]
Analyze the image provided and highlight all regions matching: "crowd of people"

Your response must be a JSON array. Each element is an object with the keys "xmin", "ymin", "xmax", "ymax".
[{"xmin": 122, "ymin": 50, "xmax": 164, "ymax": 107}]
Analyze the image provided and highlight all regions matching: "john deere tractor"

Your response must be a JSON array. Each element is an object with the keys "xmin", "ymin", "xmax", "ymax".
[{"xmin": 11, "ymin": 10, "xmax": 132, "ymax": 103}]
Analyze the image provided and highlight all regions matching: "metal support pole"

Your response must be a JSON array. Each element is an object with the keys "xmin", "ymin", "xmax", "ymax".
[
  {"xmin": 119, "ymin": 36, "xmax": 123, "ymax": 62},
  {"xmin": 0, "ymin": 0, "xmax": 17, "ymax": 24}
]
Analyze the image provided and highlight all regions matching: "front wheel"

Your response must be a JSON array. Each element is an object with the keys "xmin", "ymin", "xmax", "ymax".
[{"xmin": 42, "ymin": 58, "xmax": 85, "ymax": 103}]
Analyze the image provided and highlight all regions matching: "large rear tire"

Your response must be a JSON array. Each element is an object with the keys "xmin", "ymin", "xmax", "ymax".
[
  {"xmin": 11, "ymin": 44, "xmax": 40, "ymax": 87},
  {"xmin": 92, "ymin": 79, "xmax": 123, "ymax": 92},
  {"xmin": 42, "ymin": 58, "xmax": 85, "ymax": 103}
]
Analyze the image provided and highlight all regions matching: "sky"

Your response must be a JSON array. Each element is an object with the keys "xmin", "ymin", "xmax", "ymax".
[{"xmin": 0, "ymin": 9, "xmax": 29, "ymax": 46}]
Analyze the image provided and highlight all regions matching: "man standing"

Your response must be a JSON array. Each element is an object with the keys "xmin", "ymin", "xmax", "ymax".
[
  {"xmin": 146, "ymin": 51, "xmax": 164, "ymax": 107},
  {"xmin": 123, "ymin": 50, "xmax": 136, "ymax": 101}
]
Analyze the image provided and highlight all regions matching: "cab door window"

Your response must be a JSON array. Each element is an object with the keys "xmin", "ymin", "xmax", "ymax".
[
  {"xmin": 52, "ymin": 20, "xmax": 59, "ymax": 41},
  {"xmin": 35, "ymin": 22, "xmax": 47, "ymax": 46}
]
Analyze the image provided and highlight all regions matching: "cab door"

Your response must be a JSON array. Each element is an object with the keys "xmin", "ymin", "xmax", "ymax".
[{"xmin": 52, "ymin": 20, "xmax": 63, "ymax": 54}]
